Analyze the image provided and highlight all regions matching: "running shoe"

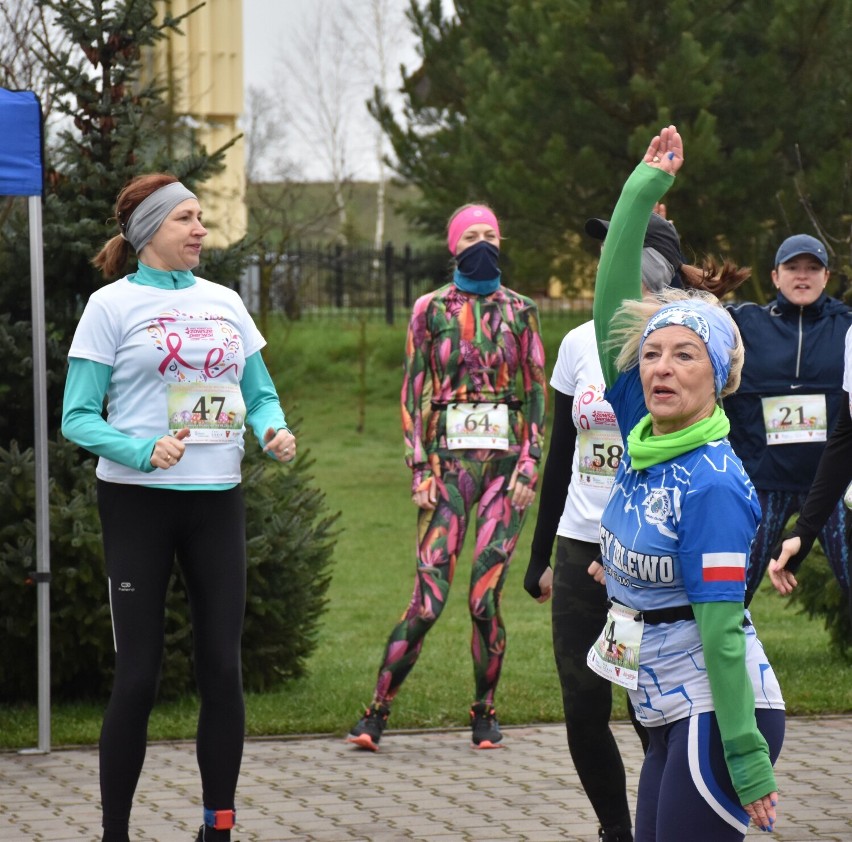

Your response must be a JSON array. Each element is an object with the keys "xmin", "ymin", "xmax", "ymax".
[
  {"xmin": 346, "ymin": 703, "xmax": 390, "ymax": 751},
  {"xmin": 195, "ymin": 827, "xmax": 236, "ymax": 841},
  {"xmin": 469, "ymin": 702, "xmax": 503, "ymax": 749},
  {"xmin": 598, "ymin": 827, "xmax": 633, "ymax": 842}
]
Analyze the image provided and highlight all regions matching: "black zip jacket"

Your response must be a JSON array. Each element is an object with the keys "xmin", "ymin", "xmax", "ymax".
[{"xmin": 723, "ymin": 292, "xmax": 851, "ymax": 492}]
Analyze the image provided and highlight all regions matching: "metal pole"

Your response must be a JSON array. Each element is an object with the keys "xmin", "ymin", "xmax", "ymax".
[
  {"xmin": 23, "ymin": 193, "xmax": 51, "ymax": 754},
  {"xmin": 384, "ymin": 242, "xmax": 394, "ymax": 326}
]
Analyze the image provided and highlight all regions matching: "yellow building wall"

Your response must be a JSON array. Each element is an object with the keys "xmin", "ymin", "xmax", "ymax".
[{"xmin": 150, "ymin": 0, "xmax": 246, "ymax": 248}]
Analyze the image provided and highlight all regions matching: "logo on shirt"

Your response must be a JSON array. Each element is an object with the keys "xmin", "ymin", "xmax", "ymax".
[{"xmin": 642, "ymin": 488, "xmax": 672, "ymax": 525}]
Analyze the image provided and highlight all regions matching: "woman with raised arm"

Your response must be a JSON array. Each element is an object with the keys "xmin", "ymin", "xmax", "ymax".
[{"xmin": 589, "ymin": 126, "xmax": 784, "ymax": 841}]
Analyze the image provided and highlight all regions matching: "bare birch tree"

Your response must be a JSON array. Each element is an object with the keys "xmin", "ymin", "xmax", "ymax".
[
  {"xmin": 274, "ymin": 0, "xmax": 355, "ymax": 245},
  {"xmin": 342, "ymin": 0, "xmax": 408, "ymax": 253},
  {"xmin": 0, "ymin": 0, "xmax": 64, "ymax": 111}
]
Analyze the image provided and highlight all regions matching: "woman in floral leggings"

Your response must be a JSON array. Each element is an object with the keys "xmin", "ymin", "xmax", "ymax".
[{"xmin": 347, "ymin": 204, "xmax": 547, "ymax": 750}]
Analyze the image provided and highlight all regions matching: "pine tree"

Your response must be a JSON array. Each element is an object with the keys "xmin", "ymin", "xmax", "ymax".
[
  {"xmin": 374, "ymin": 0, "xmax": 852, "ymax": 294},
  {"xmin": 0, "ymin": 0, "xmax": 336, "ymax": 702}
]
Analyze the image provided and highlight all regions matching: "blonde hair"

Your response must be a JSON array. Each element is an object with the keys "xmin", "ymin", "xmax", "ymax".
[{"xmin": 609, "ymin": 287, "xmax": 744, "ymax": 398}]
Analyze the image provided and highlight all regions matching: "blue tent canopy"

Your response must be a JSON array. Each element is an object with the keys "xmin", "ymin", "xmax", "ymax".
[
  {"xmin": 0, "ymin": 89, "xmax": 43, "ymax": 196},
  {"xmin": 1, "ymin": 87, "xmax": 49, "ymax": 753}
]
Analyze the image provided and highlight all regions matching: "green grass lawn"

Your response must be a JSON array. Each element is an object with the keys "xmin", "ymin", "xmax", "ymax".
[{"xmin": 2, "ymin": 313, "xmax": 849, "ymax": 750}]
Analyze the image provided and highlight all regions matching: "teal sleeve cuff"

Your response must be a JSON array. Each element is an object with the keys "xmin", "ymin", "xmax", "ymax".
[
  {"xmin": 693, "ymin": 601, "xmax": 777, "ymax": 804},
  {"xmin": 242, "ymin": 351, "xmax": 288, "ymax": 450},
  {"xmin": 62, "ymin": 358, "xmax": 158, "ymax": 472}
]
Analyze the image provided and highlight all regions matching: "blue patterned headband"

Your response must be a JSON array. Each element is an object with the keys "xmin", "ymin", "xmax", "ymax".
[{"xmin": 640, "ymin": 300, "xmax": 737, "ymax": 397}]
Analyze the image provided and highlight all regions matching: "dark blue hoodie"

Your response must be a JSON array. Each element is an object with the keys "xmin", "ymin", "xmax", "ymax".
[{"xmin": 724, "ymin": 292, "xmax": 852, "ymax": 492}]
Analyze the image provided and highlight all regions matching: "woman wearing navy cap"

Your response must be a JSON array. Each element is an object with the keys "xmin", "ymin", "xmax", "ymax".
[{"xmin": 723, "ymin": 234, "xmax": 852, "ymax": 605}]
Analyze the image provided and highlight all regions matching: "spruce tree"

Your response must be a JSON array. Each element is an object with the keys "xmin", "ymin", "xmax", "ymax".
[{"xmin": 0, "ymin": 0, "xmax": 336, "ymax": 702}]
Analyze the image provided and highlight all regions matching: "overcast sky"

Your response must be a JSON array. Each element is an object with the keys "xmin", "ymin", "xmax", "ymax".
[{"xmin": 242, "ymin": 0, "xmax": 453, "ymax": 181}]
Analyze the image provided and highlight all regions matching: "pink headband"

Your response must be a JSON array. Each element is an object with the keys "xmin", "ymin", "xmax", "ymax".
[{"xmin": 447, "ymin": 205, "xmax": 501, "ymax": 253}]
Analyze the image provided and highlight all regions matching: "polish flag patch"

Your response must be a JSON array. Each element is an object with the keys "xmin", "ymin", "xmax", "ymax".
[{"xmin": 702, "ymin": 552, "xmax": 746, "ymax": 582}]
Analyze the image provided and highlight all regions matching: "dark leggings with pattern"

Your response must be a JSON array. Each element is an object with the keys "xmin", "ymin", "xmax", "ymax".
[
  {"xmin": 372, "ymin": 455, "xmax": 525, "ymax": 706},
  {"xmin": 745, "ymin": 489, "xmax": 850, "ymax": 604},
  {"xmin": 97, "ymin": 481, "xmax": 246, "ymax": 835},
  {"xmin": 553, "ymin": 536, "xmax": 649, "ymax": 836}
]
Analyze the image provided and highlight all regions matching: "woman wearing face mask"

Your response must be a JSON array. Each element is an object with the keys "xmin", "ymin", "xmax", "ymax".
[{"xmin": 347, "ymin": 203, "xmax": 546, "ymax": 751}]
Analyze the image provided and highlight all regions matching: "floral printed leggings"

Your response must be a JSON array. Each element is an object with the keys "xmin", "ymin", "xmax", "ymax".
[{"xmin": 371, "ymin": 454, "xmax": 527, "ymax": 707}]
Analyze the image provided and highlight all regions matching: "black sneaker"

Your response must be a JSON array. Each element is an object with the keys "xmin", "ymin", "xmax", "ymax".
[
  {"xmin": 346, "ymin": 703, "xmax": 390, "ymax": 751},
  {"xmin": 470, "ymin": 702, "xmax": 503, "ymax": 749},
  {"xmin": 598, "ymin": 828, "xmax": 633, "ymax": 842},
  {"xmin": 195, "ymin": 827, "xmax": 236, "ymax": 841}
]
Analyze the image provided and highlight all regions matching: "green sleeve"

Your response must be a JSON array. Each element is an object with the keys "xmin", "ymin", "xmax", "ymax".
[
  {"xmin": 592, "ymin": 164, "xmax": 675, "ymax": 388},
  {"xmin": 693, "ymin": 601, "xmax": 777, "ymax": 805},
  {"xmin": 61, "ymin": 357, "xmax": 158, "ymax": 472},
  {"xmin": 242, "ymin": 351, "xmax": 289, "ymax": 451}
]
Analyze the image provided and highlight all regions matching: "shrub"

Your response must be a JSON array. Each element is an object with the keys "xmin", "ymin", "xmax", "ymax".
[
  {"xmin": 0, "ymin": 428, "xmax": 338, "ymax": 703},
  {"xmin": 789, "ymin": 545, "xmax": 852, "ymax": 660}
]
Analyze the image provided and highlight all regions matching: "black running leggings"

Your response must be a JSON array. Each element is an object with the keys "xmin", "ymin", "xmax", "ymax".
[
  {"xmin": 97, "ymin": 481, "xmax": 246, "ymax": 834},
  {"xmin": 552, "ymin": 535, "xmax": 649, "ymax": 835}
]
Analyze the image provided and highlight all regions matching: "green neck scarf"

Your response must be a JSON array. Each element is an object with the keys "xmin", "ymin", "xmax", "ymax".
[{"xmin": 626, "ymin": 405, "xmax": 730, "ymax": 470}]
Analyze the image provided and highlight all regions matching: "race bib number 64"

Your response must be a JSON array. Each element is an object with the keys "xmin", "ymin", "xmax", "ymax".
[{"xmin": 446, "ymin": 402, "xmax": 509, "ymax": 450}]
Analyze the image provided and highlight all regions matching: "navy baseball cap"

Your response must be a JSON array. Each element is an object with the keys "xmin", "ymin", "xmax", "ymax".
[{"xmin": 774, "ymin": 234, "xmax": 828, "ymax": 268}]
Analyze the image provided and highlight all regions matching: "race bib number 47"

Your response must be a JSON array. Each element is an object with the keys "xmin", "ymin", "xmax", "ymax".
[{"xmin": 167, "ymin": 382, "xmax": 246, "ymax": 443}]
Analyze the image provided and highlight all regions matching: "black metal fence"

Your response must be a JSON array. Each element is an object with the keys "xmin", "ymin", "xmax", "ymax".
[
  {"xmin": 240, "ymin": 243, "xmax": 449, "ymax": 325},
  {"xmin": 239, "ymin": 243, "xmax": 591, "ymax": 323}
]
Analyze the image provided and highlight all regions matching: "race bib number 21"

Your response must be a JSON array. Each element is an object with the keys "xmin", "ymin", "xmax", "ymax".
[{"xmin": 762, "ymin": 394, "xmax": 827, "ymax": 444}]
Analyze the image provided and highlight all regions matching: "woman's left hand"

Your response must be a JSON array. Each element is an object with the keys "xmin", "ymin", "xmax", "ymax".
[
  {"xmin": 263, "ymin": 427, "xmax": 296, "ymax": 462},
  {"xmin": 508, "ymin": 466, "xmax": 536, "ymax": 511},
  {"xmin": 768, "ymin": 537, "xmax": 801, "ymax": 596},
  {"xmin": 642, "ymin": 125, "xmax": 685, "ymax": 176},
  {"xmin": 744, "ymin": 791, "xmax": 778, "ymax": 834}
]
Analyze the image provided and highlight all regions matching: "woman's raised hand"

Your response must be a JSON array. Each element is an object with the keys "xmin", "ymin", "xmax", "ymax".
[{"xmin": 643, "ymin": 124, "xmax": 684, "ymax": 176}]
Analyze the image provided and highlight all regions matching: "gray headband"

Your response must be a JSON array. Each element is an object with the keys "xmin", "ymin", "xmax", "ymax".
[{"xmin": 124, "ymin": 182, "xmax": 197, "ymax": 252}]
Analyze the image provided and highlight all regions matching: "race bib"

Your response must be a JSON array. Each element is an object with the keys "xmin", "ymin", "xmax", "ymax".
[
  {"xmin": 167, "ymin": 382, "xmax": 246, "ymax": 443},
  {"xmin": 762, "ymin": 394, "xmax": 827, "ymax": 444},
  {"xmin": 587, "ymin": 602, "xmax": 643, "ymax": 690},
  {"xmin": 577, "ymin": 429, "xmax": 622, "ymax": 489},
  {"xmin": 446, "ymin": 402, "xmax": 509, "ymax": 450}
]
